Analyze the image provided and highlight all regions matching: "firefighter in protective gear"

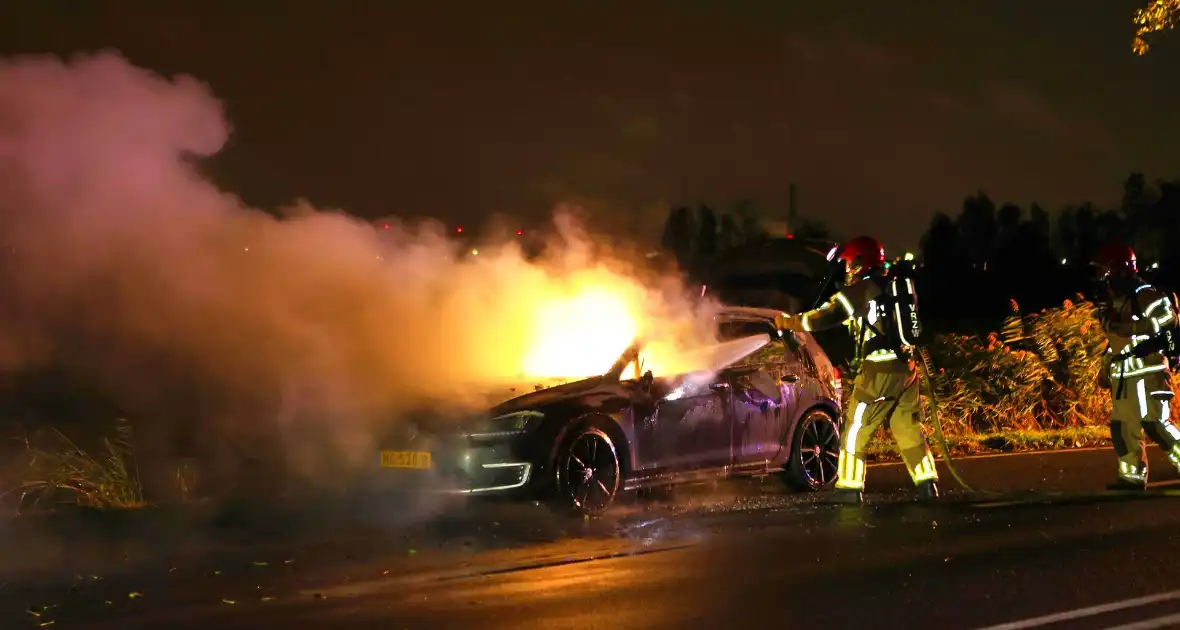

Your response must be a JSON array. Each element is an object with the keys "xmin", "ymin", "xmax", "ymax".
[
  {"xmin": 1094, "ymin": 243, "xmax": 1180, "ymax": 490},
  {"xmin": 775, "ymin": 236, "xmax": 939, "ymax": 505}
]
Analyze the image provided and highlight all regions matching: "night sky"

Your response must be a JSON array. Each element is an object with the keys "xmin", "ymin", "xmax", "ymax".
[{"xmin": 2, "ymin": 1, "xmax": 1177, "ymax": 252}]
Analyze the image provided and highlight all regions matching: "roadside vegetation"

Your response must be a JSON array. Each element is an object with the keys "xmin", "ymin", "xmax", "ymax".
[
  {"xmin": 864, "ymin": 297, "xmax": 1150, "ymax": 461},
  {"xmin": 0, "ymin": 296, "xmax": 1162, "ymax": 511},
  {"xmin": 3, "ymin": 419, "xmax": 147, "ymax": 512}
]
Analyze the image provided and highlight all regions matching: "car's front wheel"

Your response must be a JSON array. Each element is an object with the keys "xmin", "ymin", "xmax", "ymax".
[
  {"xmin": 783, "ymin": 408, "xmax": 841, "ymax": 491},
  {"xmin": 549, "ymin": 420, "xmax": 621, "ymax": 517}
]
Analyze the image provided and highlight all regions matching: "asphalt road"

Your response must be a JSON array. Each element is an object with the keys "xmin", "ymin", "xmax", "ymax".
[{"xmin": 12, "ymin": 447, "xmax": 1180, "ymax": 630}]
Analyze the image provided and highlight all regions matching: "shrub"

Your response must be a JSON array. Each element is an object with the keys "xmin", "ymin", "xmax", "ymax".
[
  {"xmin": 861, "ymin": 296, "xmax": 1176, "ymax": 452},
  {"xmin": 6, "ymin": 419, "xmax": 146, "ymax": 512},
  {"xmin": 922, "ymin": 297, "xmax": 1113, "ymax": 434},
  {"xmin": 926, "ymin": 331, "xmax": 1054, "ymax": 434}
]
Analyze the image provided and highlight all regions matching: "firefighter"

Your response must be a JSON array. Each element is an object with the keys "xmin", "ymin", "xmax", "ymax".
[
  {"xmin": 775, "ymin": 236, "xmax": 939, "ymax": 505},
  {"xmin": 1094, "ymin": 243, "xmax": 1180, "ymax": 490}
]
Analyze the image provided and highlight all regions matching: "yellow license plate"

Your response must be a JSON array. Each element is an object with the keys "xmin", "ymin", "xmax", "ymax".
[{"xmin": 380, "ymin": 450, "xmax": 433, "ymax": 469}]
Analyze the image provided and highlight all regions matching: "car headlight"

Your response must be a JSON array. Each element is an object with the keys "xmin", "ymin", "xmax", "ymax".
[{"xmin": 467, "ymin": 410, "xmax": 544, "ymax": 439}]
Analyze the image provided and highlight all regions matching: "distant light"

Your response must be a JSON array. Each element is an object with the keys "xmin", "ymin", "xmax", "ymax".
[
  {"xmin": 786, "ymin": 233, "xmax": 794, "ymax": 239},
  {"xmin": 904, "ymin": 252, "xmax": 914, "ymax": 261},
  {"xmin": 243, "ymin": 247, "xmax": 249, "ymax": 252},
  {"xmin": 516, "ymin": 229, "xmax": 523, "ymax": 236},
  {"xmin": 1151, "ymin": 262, "xmax": 1160, "ymax": 270},
  {"xmin": 383, "ymin": 223, "xmax": 390, "ymax": 230},
  {"xmin": 700, "ymin": 284, "xmax": 707, "ymax": 298},
  {"xmin": 1061, "ymin": 258, "xmax": 1067, "ymax": 265},
  {"xmin": 471, "ymin": 249, "xmax": 479, "ymax": 256},
  {"xmin": 457, "ymin": 226, "xmax": 463, "ymax": 233}
]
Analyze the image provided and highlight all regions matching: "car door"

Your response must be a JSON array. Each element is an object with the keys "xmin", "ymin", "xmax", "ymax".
[
  {"xmin": 638, "ymin": 368, "xmax": 732, "ymax": 473},
  {"xmin": 628, "ymin": 355, "xmax": 733, "ymax": 475},
  {"xmin": 720, "ymin": 320, "xmax": 804, "ymax": 465}
]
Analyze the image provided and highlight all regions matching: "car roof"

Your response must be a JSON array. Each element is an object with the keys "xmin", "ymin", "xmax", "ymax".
[{"xmin": 715, "ymin": 306, "xmax": 783, "ymax": 322}]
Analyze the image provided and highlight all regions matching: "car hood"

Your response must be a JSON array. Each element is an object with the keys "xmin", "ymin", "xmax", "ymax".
[{"xmin": 487, "ymin": 375, "xmax": 614, "ymax": 416}]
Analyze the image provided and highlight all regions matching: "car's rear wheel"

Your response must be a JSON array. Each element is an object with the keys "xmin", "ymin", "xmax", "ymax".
[
  {"xmin": 550, "ymin": 420, "xmax": 621, "ymax": 517},
  {"xmin": 783, "ymin": 408, "xmax": 840, "ymax": 491}
]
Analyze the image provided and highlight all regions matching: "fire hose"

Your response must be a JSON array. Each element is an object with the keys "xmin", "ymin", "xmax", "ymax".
[{"xmin": 912, "ymin": 345, "xmax": 997, "ymax": 495}]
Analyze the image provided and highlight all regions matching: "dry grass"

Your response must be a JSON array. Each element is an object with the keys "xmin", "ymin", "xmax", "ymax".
[
  {"xmin": 865, "ymin": 426, "xmax": 1110, "ymax": 461},
  {"xmin": 925, "ymin": 297, "xmax": 1116, "ymax": 434},
  {"xmin": 5, "ymin": 419, "xmax": 145, "ymax": 513},
  {"xmin": 860, "ymin": 296, "xmax": 1175, "ymax": 458}
]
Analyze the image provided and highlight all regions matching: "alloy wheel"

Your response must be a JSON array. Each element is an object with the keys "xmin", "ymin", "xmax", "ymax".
[
  {"xmin": 559, "ymin": 429, "xmax": 620, "ymax": 515},
  {"xmin": 798, "ymin": 412, "xmax": 841, "ymax": 488}
]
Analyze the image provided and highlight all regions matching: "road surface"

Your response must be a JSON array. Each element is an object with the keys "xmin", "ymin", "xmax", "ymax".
[{"xmin": 10, "ymin": 447, "xmax": 1180, "ymax": 630}]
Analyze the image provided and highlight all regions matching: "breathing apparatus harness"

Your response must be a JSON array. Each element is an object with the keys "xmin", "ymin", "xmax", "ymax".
[
  {"xmin": 809, "ymin": 244, "xmax": 982, "ymax": 493},
  {"xmin": 1101, "ymin": 277, "xmax": 1180, "ymax": 403}
]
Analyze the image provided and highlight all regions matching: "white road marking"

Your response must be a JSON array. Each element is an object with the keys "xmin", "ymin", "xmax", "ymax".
[
  {"xmin": 1099, "ymin": 611, "xmax": 1180, "ymax": 630},
  {"xmin": 972, "ymin": 589, "xmax": 1180, "ymax": 630}
]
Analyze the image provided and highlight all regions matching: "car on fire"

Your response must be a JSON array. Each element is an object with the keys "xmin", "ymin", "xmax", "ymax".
[{"xmin": 377, "ymin": 307, "xmax": 843, "ymax": 516}]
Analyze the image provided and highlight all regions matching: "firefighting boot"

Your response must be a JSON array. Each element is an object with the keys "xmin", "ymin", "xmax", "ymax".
[
  {"xmin": 916, "ymin": 479, "xmax": 940, "ymax": 502},
  {"xmin": 1105, "ymin": 477, "xmax": 1147, "ymax": 491},
  {"xmin": 822, "ymin": 488, "xmax": 864, "ymax": 505}
]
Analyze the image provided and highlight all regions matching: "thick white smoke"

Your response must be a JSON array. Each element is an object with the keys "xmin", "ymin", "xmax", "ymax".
[{"xmin": 0, "ymin": 51, "xmax": 719, "ymax": 496}]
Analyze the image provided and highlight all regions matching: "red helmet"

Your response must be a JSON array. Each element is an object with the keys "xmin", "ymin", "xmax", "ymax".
[
  {"xmin": 837, "ymin": 236, "xmax": 886, "ymax": 271},
  {"xmin": 1096, "ymin": 243, "xmax": 1137, "ymax": 276}
]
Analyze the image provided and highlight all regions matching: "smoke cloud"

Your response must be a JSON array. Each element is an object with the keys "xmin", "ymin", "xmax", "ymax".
[{"xmin": 0, "ymin": 51, "xmax": 720, "ymax": 496}]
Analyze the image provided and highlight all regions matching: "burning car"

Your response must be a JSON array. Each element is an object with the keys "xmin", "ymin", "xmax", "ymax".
[{"xmin": 376, "ymin": 307, "xmax": 843, "ymax": 516}]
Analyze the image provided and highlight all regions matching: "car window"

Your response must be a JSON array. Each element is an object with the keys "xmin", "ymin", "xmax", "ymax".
[
  {"xmin": 717, "ymin": 319, "xmax": 790, "ymax": 368},
  {"xmin": 733, "ymin": 341, "xmax": 788, "ymax": 368},
  {"xmin": 717, "ymin": 320, "xmax": 773, "ymax": 342},
  {"xmin": 729, "ymin": 366, "xmax": 784, "ymax": 404}
]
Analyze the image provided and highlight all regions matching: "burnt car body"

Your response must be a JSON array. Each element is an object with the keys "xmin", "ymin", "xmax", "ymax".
[{"xmin": 377, "ymin": 307, "xmax": 843, "ymax": 515}]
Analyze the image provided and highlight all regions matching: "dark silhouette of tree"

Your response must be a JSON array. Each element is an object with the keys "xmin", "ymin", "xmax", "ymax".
[
  {"xmin": 795, "ymin": 218, "xmax": 834, "ymax": 241},
  {"xmin": 718, "ymin": 214, "xmax": 740, "ymax": 251},
  {"xmin": 1123, "ymin": 173, "xmax": 1160, "ymax": 261},
  {"xmin": 696, "ymin": 205, "xmax": 718, "ymax": 262},
  {"xmin": 1075, "ymin": 204, "xmax": 1099, "ymax": 263},
  {"xmin": 659, "ymin": 206, "xmax": 695, "ymax": 271},
  {"xmin": 1157, "ymin": 181, "xmax": 1180, "ymax": 287},
  {"xmin": 691, "ymin": 205, "xmax": 719, "ymax": 278},
  {"xmin": 669, "ymin": 172, "xmax": 1180, "ymax": 333},
  {"xmin": 1055, "ymin": 208, "xmax": 1077, "ymax": 263},
  {"xmin": 956, "ymin": 192, "xmax": 998, "ymax": 268},
  {"xmin": 912, "ymin": 173, "xmax": 1180, "ymax": 331},
  {"xmin": 1159, "ymin": 181, "xmax": 1180, "ymax": 252},
  {"xmin": 1096, "ymin": 209, "xmax": 1125, "ymax": 246},
  {"xmin": 919, "ymin": 212, "xmax": 974, "ymax": 325},
  {"xmin": 997, "ymin": 202, "xmax": 1022, "ymax": 251},
  {"xmin": 920, "ymin": 213, "xmax": 966, "ymax": 269},
  {"xmin": 730, "ymin": 200, "xmax": 765, "ymax": 243}
]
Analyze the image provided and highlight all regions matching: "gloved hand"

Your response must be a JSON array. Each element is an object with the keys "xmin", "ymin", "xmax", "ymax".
[{"xmin": 775, "ymin": 312, "xmax": 803, "ymax": 332}]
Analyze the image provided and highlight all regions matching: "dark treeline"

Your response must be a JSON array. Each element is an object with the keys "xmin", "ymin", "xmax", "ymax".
[
  {"xmin": 659, "ymin": 173, "xmax": 1180, "ymax": 336},
  {"xmin": 658, "ymin": 201, "xmax": 832, "ymax": 279},
  {"xmin": 920, "ymin": 173, "xmax": 1180, "ymax": 334}
]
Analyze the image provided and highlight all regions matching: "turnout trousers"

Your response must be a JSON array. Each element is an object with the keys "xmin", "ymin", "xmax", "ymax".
[
  {"xmin": 1111, "ymin": 370, "xmax": 1180, "ymax": 483},
  {"xmin": 835, "ymin": 363, "xmax": 939, "ymax": 491}
]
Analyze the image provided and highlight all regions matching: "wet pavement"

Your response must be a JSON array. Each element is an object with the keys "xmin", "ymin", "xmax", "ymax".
[{"xmin": 8, "ymin": 447, "xmax": 1180, "ymax": 629}]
